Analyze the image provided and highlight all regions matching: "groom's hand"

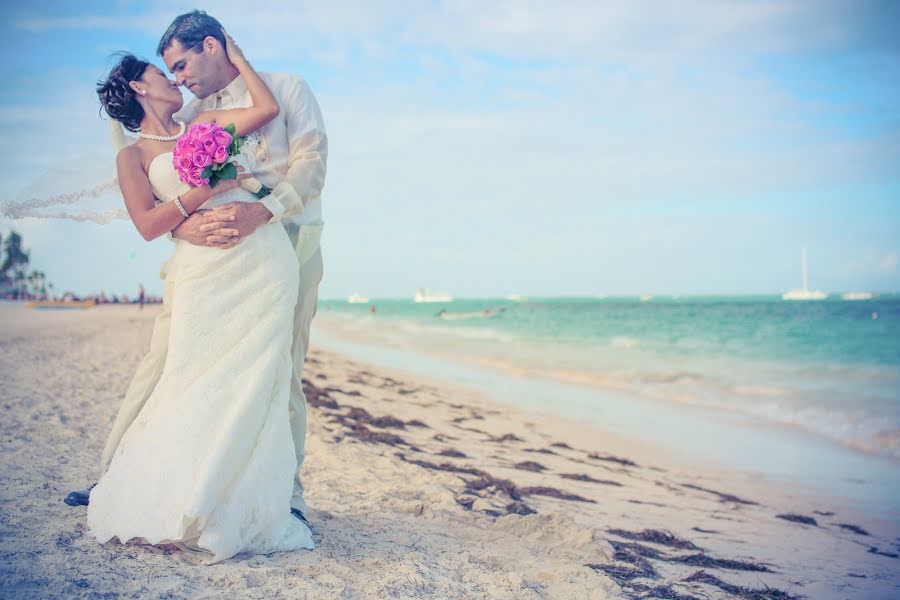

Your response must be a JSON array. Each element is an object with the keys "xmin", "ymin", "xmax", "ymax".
[
  {"xmin": 172, "ymin": 209, "xmax": 239, "ymax": 248},
  {"xmin": 202, "ymin": 202, "xmax": 273, "ymax": 245}
]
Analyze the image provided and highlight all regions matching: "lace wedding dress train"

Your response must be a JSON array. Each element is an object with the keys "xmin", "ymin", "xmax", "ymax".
[{"xmin": 87, "ymin": 153, "xmax": 313, "ymax": 562}]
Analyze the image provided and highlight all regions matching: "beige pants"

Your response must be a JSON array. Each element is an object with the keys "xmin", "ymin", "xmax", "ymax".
[{"xmin": 99, "ymin": 226, "xmax": 323, "ymax": 516}]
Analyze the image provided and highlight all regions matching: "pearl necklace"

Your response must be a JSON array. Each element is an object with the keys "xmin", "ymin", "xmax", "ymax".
[{"xmin": 138, "ymin": 120, "xmax": 185, "ymax": 141}]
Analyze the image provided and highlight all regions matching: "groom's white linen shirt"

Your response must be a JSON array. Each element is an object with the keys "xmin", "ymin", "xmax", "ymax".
[{"xmin": 178, "ymin": 72, "xmax": 327, "ymax": 227}]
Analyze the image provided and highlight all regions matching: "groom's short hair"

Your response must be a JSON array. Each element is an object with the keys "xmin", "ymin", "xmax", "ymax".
[{"xmin": 157, "ymin": 10, "xmax": 225, "ymax": 56}]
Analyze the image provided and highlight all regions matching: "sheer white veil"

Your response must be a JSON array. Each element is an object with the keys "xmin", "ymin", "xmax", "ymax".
[{"xmin": 0, "ymin": 120, "xmax": 137, "ymax": 224}]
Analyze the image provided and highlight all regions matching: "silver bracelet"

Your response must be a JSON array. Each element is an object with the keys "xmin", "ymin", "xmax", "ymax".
[{"xmin": 174, "ymin": 196, "xmax": 190, "ymax": 218}]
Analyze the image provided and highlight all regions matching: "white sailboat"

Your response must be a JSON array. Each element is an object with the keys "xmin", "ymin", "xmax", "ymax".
[
  {"xmin": 782, "ymin": 248, "xmax": 827, "ymax": 300},
  {"xmin": 347, "ymin": 293, "xmax": 370, "ymax": 304},
  {"xmin": 414, "ymin": 289, "xmax": 453, "ymax": 303}
]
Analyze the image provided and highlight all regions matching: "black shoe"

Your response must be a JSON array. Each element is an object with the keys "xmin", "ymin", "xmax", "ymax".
[
  {"xmin": 64, "ymin": 484, "xmax": 96, "ymax": 507},
  {"xmin": 290, "ymin": 508, "xmax": 312, "ymax": 530}
]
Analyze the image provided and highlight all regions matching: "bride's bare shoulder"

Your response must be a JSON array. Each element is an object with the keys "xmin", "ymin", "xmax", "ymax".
[
  {"xmin": 116, "ymin": 144, "xmax": 140, "ymax": 164},
  {"xmin": 115, "ymin": 144, "xmax": 149, "ymax": 176}
]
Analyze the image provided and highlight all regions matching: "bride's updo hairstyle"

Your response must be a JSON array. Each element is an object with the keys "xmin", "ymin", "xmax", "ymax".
[{"xmin": 97, "ymin": 53, "xmax": 151, "ymax": 133}]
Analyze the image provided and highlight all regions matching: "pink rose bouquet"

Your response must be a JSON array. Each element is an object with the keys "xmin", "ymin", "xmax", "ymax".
[{"xmin": 172, "ymin": 122, "xmax": 271, "ymax": 199}]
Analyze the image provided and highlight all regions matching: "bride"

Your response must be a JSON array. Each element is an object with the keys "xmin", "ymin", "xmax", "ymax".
[{"xmin": 86, "ymin": 32, "xmax": 313, "ymax": 562}]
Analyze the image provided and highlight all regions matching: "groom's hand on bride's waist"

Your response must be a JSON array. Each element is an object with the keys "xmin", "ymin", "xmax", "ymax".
[
  {"xmin": 204, "ymin": 202, "xmax": 273, "ymax": 247},
  {"xmin": 171, "ymin": 210, "xmax": 236, "ymax": 248},
  {"xmin": 171, "ymin": 203, "xmax": 273, "ymax": 249}
]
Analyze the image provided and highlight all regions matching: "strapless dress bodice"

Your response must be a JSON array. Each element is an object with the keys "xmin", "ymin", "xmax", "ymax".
[{"xmin": 148, "ymin": 153, "xmax": 190, "ymax": 203}]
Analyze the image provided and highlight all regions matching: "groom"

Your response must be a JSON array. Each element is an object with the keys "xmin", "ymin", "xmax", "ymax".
[{"xmin": 66, "ymin": 11, "xmax": 327, "ymax": 527}]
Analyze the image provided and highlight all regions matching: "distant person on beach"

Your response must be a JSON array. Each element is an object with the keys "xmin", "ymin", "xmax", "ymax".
[
  {"xmin": 137, "ymin": 284, "xmax": 144, "ymax": 310},
  {"xmin": 64, "ymin": 10, "xmax": 327, "ymax": 563}
]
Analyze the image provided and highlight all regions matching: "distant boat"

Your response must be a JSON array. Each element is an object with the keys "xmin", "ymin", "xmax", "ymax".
[
  {"xmin": 347, "ymin": 294, "xmax": 370, "ymax": 304},
  {"xmin": 639, "ymin": 294, "xmax": 653, "ymax": 302},
  {"xmin": 505, "ymin": 294, "xmax": 524, "ymax": 302},
  {"xmin": 782, "ymin": 248, "xmax": 827, "ymax": 300},
  {"xmin": 841, "ymin": 291, "xmax": 873, "ymax": 301},
  {"xmin": 414, "ymin": 289, "xmax": 453, "ymax": 303}
]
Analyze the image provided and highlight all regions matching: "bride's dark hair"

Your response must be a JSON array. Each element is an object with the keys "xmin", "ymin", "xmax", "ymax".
[{"xmin": 97, "ymin": 53, "xmax": 151, "ymax": 133}]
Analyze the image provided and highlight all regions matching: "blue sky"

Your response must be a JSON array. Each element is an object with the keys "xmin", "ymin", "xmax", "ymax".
[{"xmin": 0, "ymin": 0, "xmax": 898, "ymax": 298}]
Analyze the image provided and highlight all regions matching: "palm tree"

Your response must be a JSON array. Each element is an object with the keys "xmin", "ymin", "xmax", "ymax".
[{"xmin": 1, "ymin": 231, "xmax": 31, "ymax": 298}]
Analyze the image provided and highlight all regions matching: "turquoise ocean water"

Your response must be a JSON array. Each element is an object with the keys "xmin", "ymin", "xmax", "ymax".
[{"xmin": 319, "ymin": 295, "xmax": 900, "ymax": 461}]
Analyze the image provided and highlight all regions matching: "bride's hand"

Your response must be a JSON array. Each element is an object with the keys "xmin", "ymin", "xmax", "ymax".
[{"xmin": 221, "ymin": 29, "xmax": 246, "ymax": 65}]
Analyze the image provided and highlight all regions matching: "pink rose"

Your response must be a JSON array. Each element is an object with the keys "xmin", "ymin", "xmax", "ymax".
[
  {"xmin": 189, "ymin": 122, "xmax": 215, "ymax": 141},
  {"xmin": 173, "ymin": 153, "xmax": 192, "ymax": 184},
  {"xmin": 189, "ymin": 166, "xmax": 204, "ymax": 183},
  {"xmin": 213, "ymin": 130, "xmax": 233, "ymax": 148},
  {"xmin": 192, "ymin": 151, "xmax": 212, "ymax": 169},
  {"xmin": 202, "ymin": 136, "xmax": 218, "ymax": 155},
  {"xmin": 184, "ymin": 139, "xmax": 202, "ymax": 153},
  {"xmin": 213, "ymin": 145, "xmax": 229, "ymax": 163}
]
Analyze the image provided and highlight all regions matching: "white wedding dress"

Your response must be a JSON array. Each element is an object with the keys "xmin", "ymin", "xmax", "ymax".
[{"xmin": 87, "ymin": 153, "xmax": 313, "ymax": 562}]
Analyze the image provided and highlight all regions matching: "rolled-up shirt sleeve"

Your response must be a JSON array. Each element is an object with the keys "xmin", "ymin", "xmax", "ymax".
[{"xmin": 260, "ymin": 77, "xmax": 328, "ymax": 223}]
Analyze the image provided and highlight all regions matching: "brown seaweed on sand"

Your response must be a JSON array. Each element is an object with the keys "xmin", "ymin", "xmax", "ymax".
[
  {"xmin": 550, "ymin": 442, "xmax": 574, "ymax": 449},
  {"xmin": 776, "ymin": 514, "xmax": 818, "ymax": 526},
  {"xmin": 618, "ymin": 583, "xmax": 702, "ymax": 600},
  {"xmin": 396, "ymin": 454, "xmax": 594, "ymax": 508},
  {"xmin": 671, "ymin": 553, "xmax": 772, "ymax": 572},
  {"xmin": 524, "ymin": 447, "xmax": 558, "ymax": 455},
  {"xmin": 513, "ymin": 461, "xmax": 546, "ymax": 472},
  {"xmin": 681, "ymin": 483, "xmax": 758, "ymax": 506},
  {"xmin": 588, "ymin": 452, "xmax": 639, "ymax": 467},
  {"xmin": 586, "ymin": 562, "xmax": 659, "ymax": 584},
  {"xmin": 628, "ymin": 499, "xmax": 668, "ymax": 507},
  {"xmin": 340, "ymin": 423, "xmax": 420, "ymax": 450},
  {"xmin": 463, "ymin": 473, "xmax": 522, "ymax": 500},
  {"xmin": 396, "ymin": 453, "xmax": 485, "ymax": 477},
  {"xmin": 302, "ymin": 381, "xmax": 341, "ymax": 410},
  {"xmin": 608, "ymin": 528, "xmax": 699, "ymax": 550},
  {"xmin": 504, "ymin": 501, "xmax": 536, "ymax": 516},
  {"xmin": 518, "ymin": 486, "xmax": 596, "ymax": 503},
  {"xmin": 586, "ymin": 542, "xmax": 660, "ymax": 583},
  {"xmin": 607, "ymin": 539, "xmax": 772, "ymax": 573},
  {"xmin": 560, "ymin": 473, "xmax": 623, "ymax": 487},
  {"xmin": 338, "ymin": 406, "xmax": 407, "ymax": 429},
  {"xmin": 683, "ymin": 570, "xmax": 802, "ymax": 599},
  {"xmin": 322, "ymin": 386, "xmax": 362, "ymax": 397},
  {"xmin": 691, "ymin": 527, "xmax": 719, "ymax": 534},
  {"xmin": 867, "ymin": 546, "xmax": 899, "ymax": 558},
  {"xmin": 437, "ymin": 448, "xmax": 467, "ymax": 458},
  {"xmin": 836, "ymin": 523, "xmax": 869, "ymax": 536},
  {"xmin": 608, "ymin": 539, "xmax": 666, "ymax": 560},
  {"xmin": 490, "ymin": 433, "xmax": 525, "ymax": 443}
]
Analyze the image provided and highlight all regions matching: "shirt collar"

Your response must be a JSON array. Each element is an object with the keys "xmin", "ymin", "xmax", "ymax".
[{"xmin": 213, "ymin": 74, "xmax": 247, "ymax": 106}]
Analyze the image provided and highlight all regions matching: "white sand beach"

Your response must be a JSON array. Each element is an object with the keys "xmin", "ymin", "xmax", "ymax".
[{"xmin": 1, "ymin": 303, "xmax": 898, "ymax": 598}]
